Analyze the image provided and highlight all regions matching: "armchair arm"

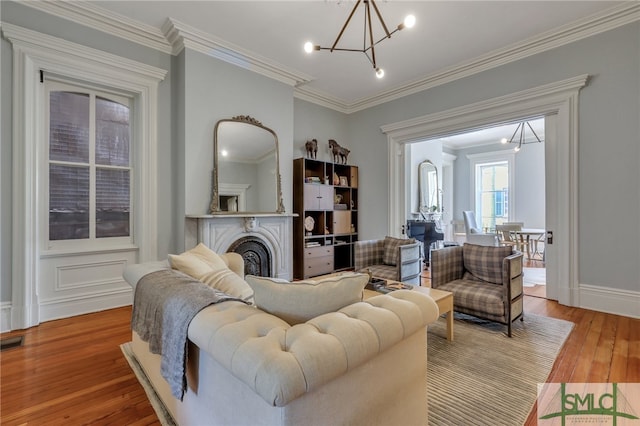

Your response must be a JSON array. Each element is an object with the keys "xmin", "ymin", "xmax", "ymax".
[
  {"xmin": 502, "ymin": 252, "xmax": 524, "ymax": 298},
  {"xmin": 430, "ymin": 246, "xmax": 465, "ymax": 289},
  {"xmin": 397, "ymin": 242, "xmax": 422, "ymax": 284},
  {"xmin": 354, "ymin": 239, "xmax": 384, "ymax": 271}
]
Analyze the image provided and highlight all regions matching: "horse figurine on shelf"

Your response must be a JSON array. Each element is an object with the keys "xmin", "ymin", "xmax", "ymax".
[
  {"xmin": 328, "ymin": 139, "xmax": 350, "ymax": 164},
  {"xmin": 305, "ymin": 139, "xmax": 318, "ymax": 159}
]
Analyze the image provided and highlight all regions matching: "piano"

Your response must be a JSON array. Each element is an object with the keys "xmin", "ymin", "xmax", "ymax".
[{"xmin": 406, "ymin": 220, "xmax": 444, "ymax": 266}]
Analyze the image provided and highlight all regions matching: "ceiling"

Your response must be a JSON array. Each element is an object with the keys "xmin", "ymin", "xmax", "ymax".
[
  {"xmin": 435, "ymin": 117, "xmax": 544, "ymax": 150},
  {"xmin": 85, "ymin": 0, "xmax": 624, "ymax": 110}
]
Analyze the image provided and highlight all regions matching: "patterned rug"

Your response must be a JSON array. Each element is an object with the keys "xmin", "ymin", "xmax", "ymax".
[{"xmin": 427, "ymin": 313, "xmax": 573, "ymax": 426}]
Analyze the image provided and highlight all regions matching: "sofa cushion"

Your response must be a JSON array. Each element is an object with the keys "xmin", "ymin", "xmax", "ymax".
[
  {"xmin": 245, "ymin": 273, "xmax": 368, "ymax": 325},
  {"xmin": 382, "ymin": 236, "xmax": 416, "ymax": 266},
  {"xmin": 169, "ymin": 243, "xmax": 253, "ymax": 301},
  {"xmin": 437, "ymin": 279, "xmax": 505, "ymax": 317},
  {"xmin": 462, "ymin": 243, "xmax": 513, "ymax": 284}
]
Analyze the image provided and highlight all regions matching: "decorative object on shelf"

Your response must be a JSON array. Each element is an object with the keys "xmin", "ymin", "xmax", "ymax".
[
  {"xmin": 325, "ymin": 227, "xmax": 330, "ymax": 235},
  {"xmin": 334, "ymin": 193, "xmax": 343, "ymax": 204},
  {"xmin": 303, "ymin": 0, "xmax": 416, "ymax": 79},
  {"xmin": 305, "ymin": 139, "xmax": 318, "ymax": 159},
  {"xmin": 328, "ymin": 139, "xmax": 350, "ymax": 164},
  {"xmin": 339, "ymin": 176, "xmax": 349, "ymax": 186},
  {"xmin": 350, "ymin": 224, "xmax": 356, "ymax": 233},
  {"xmin": 350, "ymin": 199, "xmax": 355, "ymax": 209},
  {"xmin": 304, "ymin": 216, "xmax": 315, "ymax": 236},
  {"xmin": 333, "ymin": 172, "xmax": 340, "ymax": 185},
  {"xmin": 500, "ymin": 120, "xmax": 544, "ymax": 153}
]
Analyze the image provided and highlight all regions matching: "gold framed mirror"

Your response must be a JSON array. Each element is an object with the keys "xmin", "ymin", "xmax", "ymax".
[{"xmin": 209, "ymin": 116, "xmax": 284, "ymax": 214}]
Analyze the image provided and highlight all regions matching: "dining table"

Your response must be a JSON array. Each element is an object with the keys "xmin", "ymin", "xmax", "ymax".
[{"xmin": 515, "ymin": 228, "xmax": 546, "ymax": 260}]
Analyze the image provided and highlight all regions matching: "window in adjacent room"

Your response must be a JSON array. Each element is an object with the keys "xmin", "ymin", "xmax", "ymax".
[{"xmin": 476, "ymin": 161, "xmax": 509, "ymax": 231}]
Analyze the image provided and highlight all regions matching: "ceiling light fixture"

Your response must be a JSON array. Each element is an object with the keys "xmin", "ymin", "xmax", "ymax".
[
  {"xmin": 500, "ymin": 121, "xmax": 543, "ymax": 152},
  {"xmin": 304, "ymin": 0, "xmax": 415, "ymax": 79}
]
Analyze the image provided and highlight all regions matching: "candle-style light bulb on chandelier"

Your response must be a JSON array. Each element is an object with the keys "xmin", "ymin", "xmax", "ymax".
[
  {"xmin": 303, "ymin": 0, "xmax": 415, "ymax": 79},
  {"xmin": 500, "ymin": 121, "xmax": 544, "ymax": 152}
]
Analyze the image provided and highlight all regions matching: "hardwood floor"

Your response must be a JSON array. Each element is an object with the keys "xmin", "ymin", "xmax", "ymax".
[{"xmin": 2, "ymin": 296, "xmax": 638, "ymax": 425}]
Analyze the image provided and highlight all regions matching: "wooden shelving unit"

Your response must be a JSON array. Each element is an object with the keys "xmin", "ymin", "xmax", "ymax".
[{"xmin": 293, "ymin": 158, "xmax": 358, "ymax": 279}]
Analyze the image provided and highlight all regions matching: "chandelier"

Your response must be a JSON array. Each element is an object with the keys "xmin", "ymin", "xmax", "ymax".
[
  {"xmin": 303, "ymin": 0, "xmax": 416, "ymax": 79},
  {"xmin": 500, "ymin": 121, "xmax": 544, "ymax": 152}
]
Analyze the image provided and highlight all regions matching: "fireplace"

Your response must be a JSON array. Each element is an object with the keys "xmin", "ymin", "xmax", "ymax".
[
  {"xmin": 185, "ymin": 213, "xmax": 295, "ymax": 280},
  {"xmin": 228, "ymin": 236, "xmax": 271, "ymax": 277}
]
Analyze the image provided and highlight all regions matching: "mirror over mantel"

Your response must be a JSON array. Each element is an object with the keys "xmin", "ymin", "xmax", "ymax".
[
  {"xmin": 418, "ymin": 159, "xmax": 440, "ymax": 218},
  {"xmin": 209, "ymin": 115, "xmax": 285, "ymax": 214}
]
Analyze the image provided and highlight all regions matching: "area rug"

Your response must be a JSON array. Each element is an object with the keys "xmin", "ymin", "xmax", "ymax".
[
  {"xmin": 523, "ymin": 267, "xmax": 546, "ymax": 286},
  {"xmin": 427, "ymin": 313, "xmax": 573, "ymax": 426},
  {"xmin": 121, "ymin": 343, "xmax": 177, "ymax": 426}
]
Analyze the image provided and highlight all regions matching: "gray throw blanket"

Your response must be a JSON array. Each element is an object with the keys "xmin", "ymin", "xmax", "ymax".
[{"xmin": 131, "ymin": 269, "xmax": 249, "ymax": 400}]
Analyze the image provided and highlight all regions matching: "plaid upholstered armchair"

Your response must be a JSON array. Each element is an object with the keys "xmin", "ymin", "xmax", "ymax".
[
  {"xmin": 430, "ymin": 243, "xmax": 524, "ymax": 336},
  {"xmin": 354, "ymin": 237, "xmax": 422, "ymax": 285}
]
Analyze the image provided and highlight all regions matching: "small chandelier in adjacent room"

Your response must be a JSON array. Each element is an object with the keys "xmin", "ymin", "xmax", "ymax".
[
  {"xmin": 303, "ymin": 0, "xmax": 415, "ymax": 79},
  {"xmin": 501, "ymin": 121, "xmax": 544, "ymax": 152}
]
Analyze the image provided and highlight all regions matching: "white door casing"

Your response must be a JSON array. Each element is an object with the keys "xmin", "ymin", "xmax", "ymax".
[{"xmin": 381, "ymin": 74, "xmax": 588, "ymax": 307}]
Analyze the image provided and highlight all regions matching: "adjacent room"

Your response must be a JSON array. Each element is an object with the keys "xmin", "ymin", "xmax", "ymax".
[{"xmin": 2, "ymin": 1, "xmax": 638, "ymax": 425}]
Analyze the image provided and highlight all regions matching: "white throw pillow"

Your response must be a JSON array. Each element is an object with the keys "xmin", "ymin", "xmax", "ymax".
[
  {"xmin": 245, "ymin": 273, "xmax": 368, "ymax": 325},
  {"xmin": 168, "ymin": 243, "xmax": 253, "ymax": 300}
]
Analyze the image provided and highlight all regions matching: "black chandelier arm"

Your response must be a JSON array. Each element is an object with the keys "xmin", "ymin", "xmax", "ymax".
[
  {"xmin": 331, "ymin": 0, "xmax": 362, "ymax": 52},
  {"xmin": 526, "ymin": 121, "xmax": 543, "ymax": 143},
  {"xmin": 507, "ymin": 122, "xmax": 523, "ymax": 144}
]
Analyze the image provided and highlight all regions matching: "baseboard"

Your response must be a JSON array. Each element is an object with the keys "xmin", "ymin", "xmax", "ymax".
[
  {"xmin": 1, "ymin": 302, "xmax": 12, "ymax": 333},
  {"xmin": 579, "ymin": 284, "xmax": 640, "ymax": 319},
  {"xmin": 39, "ymin": 287, "xmax": 133, "ymax": 323}
]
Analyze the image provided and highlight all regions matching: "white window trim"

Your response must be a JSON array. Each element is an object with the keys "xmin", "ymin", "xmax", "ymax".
[
  {"xmin": 466, "ymin": 151, "xmax": 516, "ymax": 222},
  {"xmin": 4, "ymin": 23, "xmax": 167, "ymax": 329},
  {"xmin": 381, "ymin": 74, "xmax": 588, "ymax": 308}
]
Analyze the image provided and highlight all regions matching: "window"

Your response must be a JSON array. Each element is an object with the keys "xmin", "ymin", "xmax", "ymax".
[
  {"xmin": 47, "ymin": 82, "xmax": 132, "ymax": 243},
  {"xmin": 477, "ymin": 162, "xmax": 509, "ymax": 230},
  {"xmin": 468, "ymin": 150, "xmax": 515, "ymax": 232}
]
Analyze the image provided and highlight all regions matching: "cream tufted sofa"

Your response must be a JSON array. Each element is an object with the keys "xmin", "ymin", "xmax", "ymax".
[{"xmin": 124, "ymin": 254, "xmax": 439, "ymax": 426}]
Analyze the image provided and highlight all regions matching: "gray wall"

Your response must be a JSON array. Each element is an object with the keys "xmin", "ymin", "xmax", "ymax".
[
  {"xmin": 451, "ymin": 141, "xmax": 545, "ymax": 229},
  {"xmin": 293, "ymin": 99, "xmax": 350, "ymax": 163},
  {"xmin": 345, "ymin": 21, "xmax": 639, "ymax": 292},
  {"xmin": 1, "ymin": 2, "xmax": 638, "ymax": 306},
  {"xmin": 181, "ymin": 50, "xmax": 294, "ymax": 219}
]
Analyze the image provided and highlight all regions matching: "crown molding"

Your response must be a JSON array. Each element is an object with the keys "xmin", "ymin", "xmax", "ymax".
[
  {"xmin": 18, "ymin": 0, "xmax": 173, "ymax": 54},
  {"xmin": 15, "ymin": 0, "xmax": 639, "ymax": 112},
  {"xmin": 163, "ymin": 18, "xmax": 313, "ymax": 88},
  {"xmin": 299, "ymin": 1, "xmax": 640, "ymax": 114},
  {"xmin": 293, "ymin": 86, "xmax": 350, "ymax": 114}
]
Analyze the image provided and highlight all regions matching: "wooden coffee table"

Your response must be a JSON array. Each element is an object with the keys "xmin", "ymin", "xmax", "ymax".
[{"xmin": 364, "ymin": 284, "xmax": 454, "ymax": 341}]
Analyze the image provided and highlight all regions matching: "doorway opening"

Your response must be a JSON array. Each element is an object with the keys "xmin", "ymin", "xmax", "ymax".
[{"xmin": 409, "ymin": 118, "xmax": 547, "ymax": 298}]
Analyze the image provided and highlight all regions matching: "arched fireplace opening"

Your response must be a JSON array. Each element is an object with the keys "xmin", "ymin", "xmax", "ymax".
[{"xmin": 228, "ymin": 236, "xmax": 272, "ymax": 278}]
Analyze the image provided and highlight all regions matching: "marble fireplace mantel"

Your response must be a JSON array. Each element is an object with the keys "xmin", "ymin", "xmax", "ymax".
[{"xmin": 185, "ymin": 213, "xmax": 296, "ymax": 280}]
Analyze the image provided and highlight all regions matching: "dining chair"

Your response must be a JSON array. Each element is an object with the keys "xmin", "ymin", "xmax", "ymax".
[
  {"xmin": 496, "ymin": 223, "xmax": 529, "ymax": 256},
  {"xmin": 462, "ymin": 211, "xmax": 499, "ymax": 246}
]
